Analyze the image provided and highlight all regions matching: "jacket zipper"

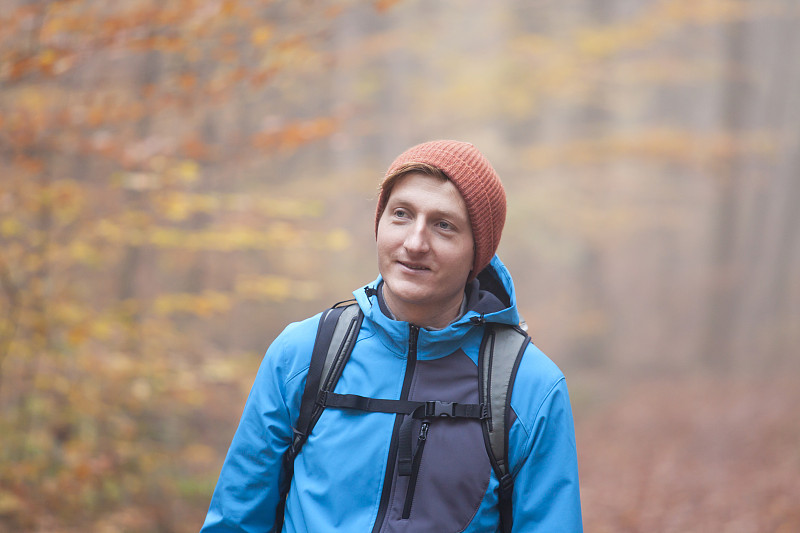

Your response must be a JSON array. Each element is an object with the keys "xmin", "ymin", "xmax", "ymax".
[
  {"xmin": 401, "ymin": 420, "xmax": 429, "ymax": 519},
  {"xmin": 371, "ymin": 324, "xmax": 419, "ymax": 533}
]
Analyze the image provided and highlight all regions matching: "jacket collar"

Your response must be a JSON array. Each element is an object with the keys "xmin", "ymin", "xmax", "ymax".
[{"xmin": 353, "ymin": 255, "xmax": 521, "ymax": 359}]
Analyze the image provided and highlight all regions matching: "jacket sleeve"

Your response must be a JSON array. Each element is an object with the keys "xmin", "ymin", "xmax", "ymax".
[
  {"xmin": 200, "ymin": 323, "xmax": 310, "ymax": 533},
  {"xmin": 508, "ymin": 348, "xmax": 583, "ymax": 532}
]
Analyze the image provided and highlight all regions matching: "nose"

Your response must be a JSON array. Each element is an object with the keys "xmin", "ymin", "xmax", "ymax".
[{"xmin": 403, "ymin": 220, "xmax": 430, "ymax": 254}]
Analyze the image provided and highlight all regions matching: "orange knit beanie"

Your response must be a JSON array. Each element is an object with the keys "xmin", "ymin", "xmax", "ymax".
[{"xmin": 375, "ymin": 140, "xmax": 506, "ymax": 281}]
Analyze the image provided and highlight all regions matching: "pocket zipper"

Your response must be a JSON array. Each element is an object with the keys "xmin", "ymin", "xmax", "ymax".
[{"xmin": 401, "ymin": 420, "xmax": 429, "ymax": 519}]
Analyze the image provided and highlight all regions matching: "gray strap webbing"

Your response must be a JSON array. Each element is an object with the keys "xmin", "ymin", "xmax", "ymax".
[
  {"xmin": 479, "ymin": 324, "xmax": 530, "ymax": 532},
  {"xmin": 320, "ymin": 304, "xmax": 362, "ymax": 392},
  {"xmin": 483, "ymin": 325, "xmax": 529, "ymax": 460}
]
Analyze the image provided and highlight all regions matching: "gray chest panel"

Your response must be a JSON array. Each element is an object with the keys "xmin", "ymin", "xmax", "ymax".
[{"xmin": 379, "ymin": 350, "xmax": 491, "ymax": 533}]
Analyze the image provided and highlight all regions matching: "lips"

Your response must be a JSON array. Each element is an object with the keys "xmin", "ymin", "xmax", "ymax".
[{"xmin": 398, "ymin": 261, "xmax": 430, "ymax": 272}]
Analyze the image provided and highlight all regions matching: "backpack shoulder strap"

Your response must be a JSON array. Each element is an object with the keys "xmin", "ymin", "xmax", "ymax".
[
  {"xmin": 479, "ymin": 323, "xmax": 530, "ymax": 533},
  {"xmin": 274, "ymin": 300, "xmax": 363, "ymax": 531},
  {"xmin": 295, "ymin": 301, "xmax": 362, "ymax": 442}
]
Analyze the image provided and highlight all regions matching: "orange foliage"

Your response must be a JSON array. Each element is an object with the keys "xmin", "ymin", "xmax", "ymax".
[{"xmin": 0, "ymin": 1, "xmax": 355, "ymax": 530}]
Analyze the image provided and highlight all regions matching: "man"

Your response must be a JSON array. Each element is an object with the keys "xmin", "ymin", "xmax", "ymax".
[{"xmin": 201, "ymin": 140, "xmax": 583, "ymax": 532}]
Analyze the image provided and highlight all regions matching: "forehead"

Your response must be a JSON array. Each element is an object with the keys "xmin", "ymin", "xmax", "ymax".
[{"xmin": 386, "ymin": 173, "xmax": 468, "ymax": 217}]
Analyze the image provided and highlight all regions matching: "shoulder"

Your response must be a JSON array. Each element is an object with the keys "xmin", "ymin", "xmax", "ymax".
[
  {"xmin": 259, "ymin": 311, "xmax": 325, "ymax": 385},
  {"xmin": 271, "ymin": 312, "xmax": 323, "ymax": 353},
  {"xmin": 506, "ymin": 341, "xmax": 577, "ymax": 475},
  {"xmin": 509, "ymin": 341, "xmax": 569, "ymax": 429}
]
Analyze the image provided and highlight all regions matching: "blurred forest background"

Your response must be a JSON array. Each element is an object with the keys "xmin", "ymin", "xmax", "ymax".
[{"xmin": 1, "ymin": 0, "xmax": 798, "ymax": 531}]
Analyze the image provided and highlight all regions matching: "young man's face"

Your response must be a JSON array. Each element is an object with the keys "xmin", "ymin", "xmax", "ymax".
[{"xmin": 376, "ymin": 172, "xmax": 474, "ymax": 327}]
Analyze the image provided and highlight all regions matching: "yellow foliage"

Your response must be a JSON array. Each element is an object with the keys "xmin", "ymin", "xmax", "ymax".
[
  {"xmin": 153, "ymin": 291, "xmax": 232, "ymax": 317},
  {"xmin": 17, "ymin": 88, "xmax": 48, "ymax": 114},
  {"xmin": 270, "ymin": 38, "xmax": 322, "ymax": 72},
  {"xmin": 131, "ymin": 379, "xmax": 152, "ymax": 401},
  {"xmin": 95, "ymin": 219, "xmax": 124, "ymax": 242},
  {"xmin": 116, "ymin": 171, "xmax": 161, "ymax": 192},
  {"xmin": 236, "ymin": 275, "xmax": 292, "ymax": 302},
  {"xmin": 147, "ymin": 227, "xmax": 186, "ymax": 248},
  {"xmin": 263, "ymin": 221, "xmax": 298, "ymax": 248},
  {"xmin": 0, "ymin": 491, "xmax": 25, "ymax": 515},
  {"xmin": 51, "ymin": 300, "xmax": 89, "ymax": 325},
  {"xmin": 251, "ymin": 25, "xmax": 273, "ymax": 46},
  {"xmin": 173, "ymin": 228, "xmax": 235, "ymax": 249},
  {"xmin": 160, "ymin": 194, "xmax": 193, "ymax": 222},
  {"xmin": 510, "ymin": 34, "xmax": 557, "ymax": 57},
  {"xmin": 69, "ymin": 240, "xmax": 101, "ymax": 265},
  {"xmin": 182, "ymin": 443, "xmax": 216, "ymax": 466},
  {"xmin": 67, "ymin": 325, "xmax": 90, "ymax": 346},
  {"xmin": 51, "ymin": 374, "xmax": 72, "ymax": 395},
  {"xmin": 51, "ymin": 180, "xmax": 85, "ymax": 224},
  {"xmin": 173, "ymin": 372, "xmax": 205, "ymax": 406},
  {"xmin": 256, "ymin": 197, "xmax": 323, "ymax": 218},
  {"xmin": 171, "ymin": 160, "xmax": 200, "ymax": 183},
  {"xmin": 104, "ymin": 352, "xmax": 135, "ymax": 376},
  {"xmin": 38, "ymin": 49, "xmax": 58, "ymax": 69},
  {"xmin": 1, "ymin": 217, "xmax": 23, "ymax": 237},
  {"xmin": 234, "ymin": 275, "xmax": 321, "ymax": 303},
  {"xmin": 523, "ymin": 129, "xmax": 779, "ymax": 169},
  {"xmin": 23, "ymin": 252, "xmax": 44, "ymax": 272},
  {"xmin": 576, "ymin": 22, "xmax": 656, "ymax": 58},
  {"xmin": 196, "ymin": 194, "xmax": 222, "ymax": 212},
  {"xmin": 145, "ymin": 225, "xmax": 318, "ymax": 251},
  {"xmin": 153, "ymin": 191, "xmax": 321, "ymax": 221},
  {"xmin": 570, "ymin": 0, "xmax": 778, "ymax": 63},
  {"xmin": 293, "ymin": 281, "xmax": 320, "ymax": 302},
  {"xmin": 201, "ymin": 358, "xmax": 243, "ymax": 383},
  {"xmin": 662, "ymin": 0, "xmax": 749, "ymax": 24},
  {"xmin": 90, "ymin": 318, "xmax": 115, "ymax": 341},
  {"xmin": 324, "ymin": 228, "xmax": 351, "ymax": 251}
]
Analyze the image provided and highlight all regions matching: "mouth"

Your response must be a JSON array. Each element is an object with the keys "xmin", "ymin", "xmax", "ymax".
[{"xmin": 397, "ymin": 261, "xmax": 430, "ymax": 272}]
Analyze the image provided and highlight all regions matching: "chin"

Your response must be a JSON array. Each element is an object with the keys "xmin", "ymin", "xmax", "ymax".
[
  {"xmin": 384, "ymin": 276, "xmax": 433, "ymax": 303},
  {"xmin": 387, "ymin": 278, "xmax": 426, "ymax": 299}
]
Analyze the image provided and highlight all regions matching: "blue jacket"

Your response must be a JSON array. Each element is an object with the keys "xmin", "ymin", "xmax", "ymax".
[{"xmin": 201, "ymin": 256, "xmax": 582, "ymax": 532}]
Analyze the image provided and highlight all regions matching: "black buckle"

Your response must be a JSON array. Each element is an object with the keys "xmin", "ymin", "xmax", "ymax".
[
  {"xmin": 316, "ymin": 390, "xmax": 328, "ymax": 407},
  {"xmin": 287, "ymin": 431, "xmax": 305, "ymax": 459},
  {"xmin": 425, "ymin": 400, "xmax": 456, "ymax": 417},
  {"xmin": 498, "ymin": 473, "xmax": 514, "ymax": 496}
]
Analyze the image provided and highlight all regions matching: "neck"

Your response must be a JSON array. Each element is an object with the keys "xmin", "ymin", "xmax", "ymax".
[{"xmin": 382, "ymin": 288, "xmax": 465, "ymax": 330}]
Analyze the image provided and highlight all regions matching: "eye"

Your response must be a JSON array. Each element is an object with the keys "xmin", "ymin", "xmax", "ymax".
[
  {"xmin": 436, "ymin": 220, "xmax": 453, "ymax": 231},
  {"xmin": 393, "ymin": 208, "xmax": 408, "ymax": 218}
]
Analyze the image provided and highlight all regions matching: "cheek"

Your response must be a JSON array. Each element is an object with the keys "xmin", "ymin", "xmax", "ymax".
[
  {"xmin": 376, "ymin": 222, "xmax": 397, "ymax": 260},
  {"xmin": 448, "ymin": 240, "xmax": 475, "ymax": 273}
]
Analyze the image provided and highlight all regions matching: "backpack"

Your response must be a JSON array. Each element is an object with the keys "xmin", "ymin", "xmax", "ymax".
[{"xmin": 275, "ymin": 300, "xmax": 530, "ymax": 533}]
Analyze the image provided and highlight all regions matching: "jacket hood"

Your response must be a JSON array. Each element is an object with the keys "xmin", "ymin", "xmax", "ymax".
[{"xmin": 353, "ymin": 255, "xmax": 521, "ymax": 359}]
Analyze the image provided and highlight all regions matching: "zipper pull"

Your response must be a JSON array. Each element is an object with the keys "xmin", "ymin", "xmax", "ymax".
[
  {"xmin": 418, "ymin": 420, "xmax": 429, "ymax": 441},
  {"xmin": 403, "ymin": 421, "xmax": 430, "ymax": 520}
]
